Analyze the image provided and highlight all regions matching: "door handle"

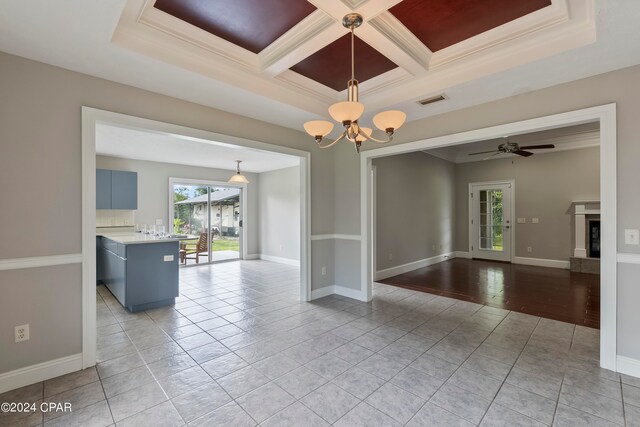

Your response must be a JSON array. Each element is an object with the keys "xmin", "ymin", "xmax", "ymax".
[{"xmin": 505, "ymin": 225, "xmax": 510, "ymax": 229}]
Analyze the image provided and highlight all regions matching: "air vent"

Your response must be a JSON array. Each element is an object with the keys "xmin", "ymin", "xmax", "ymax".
[{"xmin": 417, "ymin": 94, "xmax": 446, "ymax": 106}]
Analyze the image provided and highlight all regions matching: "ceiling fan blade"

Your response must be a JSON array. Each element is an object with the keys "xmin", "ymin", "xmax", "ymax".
[
  {"xmin": 468, "ymin": 150, "xmax": 499, "ymax": 156},
  {"xmin": 513, "ymin": 150, "xmax": 534, "ymax": 157},
  {"xmin": 518, "ymin": 144, "xmax": 555, "ymax": 150},
  {"xmin": 482, "ymin": 152, "xmax": 502, "ymax": 161}
]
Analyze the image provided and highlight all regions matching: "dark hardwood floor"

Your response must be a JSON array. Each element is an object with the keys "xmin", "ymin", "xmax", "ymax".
[{"xmin": 379, "ymin": 258, "xmax": 600, "ymax": 328}]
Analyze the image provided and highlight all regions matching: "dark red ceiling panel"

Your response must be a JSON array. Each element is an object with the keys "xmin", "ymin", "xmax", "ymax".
[
  {"xmin": 390, "ymin": 0, "xmax": 551, "ymax": 52},
  {"xmin": 290, "ymin": 34, "xmax": 398, "ymax": 91},
  {"xmin": 154, "ymin": 0, "xmax": 317, "ymax": 54}
]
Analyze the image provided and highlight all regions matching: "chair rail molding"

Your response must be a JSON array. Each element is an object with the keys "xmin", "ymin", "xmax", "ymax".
[{"xmin": 0, "ymin": 253, "xmax": 82, "ymax": 271}]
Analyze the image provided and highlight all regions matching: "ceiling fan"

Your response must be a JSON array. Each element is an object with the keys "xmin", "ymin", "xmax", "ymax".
[{"xmin": 468, "ymin": 139, "xmax": 555, "ymax": 160}]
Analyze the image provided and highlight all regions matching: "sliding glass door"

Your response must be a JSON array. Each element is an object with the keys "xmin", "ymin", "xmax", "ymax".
[{"xmin": 171, "ymin": 180, "xmax": 242, "ymax": 265}]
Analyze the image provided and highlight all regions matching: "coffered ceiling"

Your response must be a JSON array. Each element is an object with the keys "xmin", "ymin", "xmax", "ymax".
[
  {"xmin": 112, "ymin": 0, "xmax": 595, "ymax": 118},
  {"xmin": 5, "ymin": 1, "xmax": 640, "ymax": 133}
]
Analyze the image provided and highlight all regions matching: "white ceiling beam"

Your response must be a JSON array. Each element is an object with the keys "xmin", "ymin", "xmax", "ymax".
[
  {"xmin": 260, "ymin": 10, "xmax": 345, "ymax": 77},
  {"xmin": 359, "ymin": 12, "xmax": 431, "ymax": 76}
]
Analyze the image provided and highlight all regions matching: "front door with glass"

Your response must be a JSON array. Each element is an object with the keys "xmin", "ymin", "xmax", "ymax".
[{"xmin": 470, "ymin": 182, "xmax": 512, "ymax": 262}]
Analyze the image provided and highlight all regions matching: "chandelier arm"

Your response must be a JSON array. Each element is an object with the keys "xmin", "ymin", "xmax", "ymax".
[
  {"xmin": 364, "ymin": 132, "xmax": 393, "ymax": 144},
  {"xmin": 317, "ymin": 130, "xmax": 347, "ymax": 149}
]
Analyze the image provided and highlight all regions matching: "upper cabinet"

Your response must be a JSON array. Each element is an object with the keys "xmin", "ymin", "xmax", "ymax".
[{"xmin": 96, "ymin": 169, "xmax": 138, "ymax": 210}]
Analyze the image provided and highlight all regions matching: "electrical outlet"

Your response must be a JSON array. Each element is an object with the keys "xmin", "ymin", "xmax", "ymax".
[
  {"xmin": 431, "ymin": 244, "xmax": 436, "ymax": 251},
  {"xmin": 15, "ymin": 324, "xmax": 29, "ymax": 343},
  {"xmin": 388, "ymin": 253, "xmax": 393, "ymax": 261},
  {"xmin": 527, "ymin": 246, "xmax": 533, "ymax": 253},
  {"xmin": 279, "ymin": 244, "xmax": 284, "ymax": 251},
  {"xmin": 321, "ymin": 266, "xmax": 326, "ymax": 276},
  {"xmin": 532, "ymin": 218, "xmax": 540, "ymax": 224},
  {"xmin": 625, "ymin": 229, "xmax": 640, "ymax": 245}
]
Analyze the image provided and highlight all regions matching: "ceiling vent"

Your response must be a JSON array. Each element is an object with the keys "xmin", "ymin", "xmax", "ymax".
[{"xmin": 417, "ymin": 94, "xmax": 446, "ymax": 106}]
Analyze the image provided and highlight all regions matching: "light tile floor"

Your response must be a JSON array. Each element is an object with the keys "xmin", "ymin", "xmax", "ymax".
[{"xmin": 1, "ymin": 260, "xmax": 638, "ymax": 426}]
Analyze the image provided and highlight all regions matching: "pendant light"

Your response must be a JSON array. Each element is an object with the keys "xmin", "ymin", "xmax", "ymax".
[{"xmin": 228, "ymin": 160, "xmax": 249, "ymax": 184}]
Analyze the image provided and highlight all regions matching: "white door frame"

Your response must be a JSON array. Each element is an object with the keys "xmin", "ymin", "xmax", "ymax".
[
  {"xmin": 468, "ymin": 180, "xmax": 515, "ymax": 262},
  {"xmin": 81, "ymin": 107, "xmax": 312, "ymax": 369},
  {"xmin": 360, "ymin": 104, "xmax": 617, "ymax": 371},
  {"xmin": 168, "ymin": 177, "xmax": 248, "ymax": 262}
]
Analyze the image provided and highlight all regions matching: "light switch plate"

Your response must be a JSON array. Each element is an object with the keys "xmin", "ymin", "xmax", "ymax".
[
  {"xmin": 517, "ymin": 218, "xmax": 526, "ymax": 224},
  {"xmin": 625, "ymin": 229, "xmax": 640, "ymax": 245},
  {"xmin": 532, "ymin": 218, "xmax": 540, "ymax": 224},
  {"xmin": 163, "ymin": 255, "xmax": 174, "ymax": 262}
]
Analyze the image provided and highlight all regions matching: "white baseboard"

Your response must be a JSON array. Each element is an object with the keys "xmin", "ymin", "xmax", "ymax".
[
  {"xmin": 0, "ymin": 353, "xmax": 83, "ymax": 394},
  {"xmin": 375, "ymin": 252, "xmax": 455, "ymax": 281},
  {"xmin": 310, "ymin": 285, "xmax": 367, "ymax": 302},
  {"xmin": 513, "ymin": 256, "xmax": 570, "ymax": 269},
  {"xmin": 455, "ymin": 251, "xmax": 472, "ymax": 259},
  {"xmin": 334, "ymin": 285, "xmax": 366, "ymax": 301},
  {"xmin": 258, "ymin": 254, "xmax": 300, "ymax": 267},
  {"xmin": 245, "ymin": 253, "xmax": 259, "ymax": 260},
  {"xmin": 617, "ymin": 355, "xmax": 640, "ymax": 379},
  {"xmin": 311, "ymin": 286, "xmax": 335, "ymax": 299}
]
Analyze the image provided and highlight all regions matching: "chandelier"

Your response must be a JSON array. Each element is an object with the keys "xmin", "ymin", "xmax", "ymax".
[{"xmin": 303, "ymin": 13, "xmax": 406, "ymax": 153}]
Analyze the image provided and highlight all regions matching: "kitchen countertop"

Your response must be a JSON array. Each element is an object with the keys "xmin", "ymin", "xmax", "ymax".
[{"xmin": 98, "ymin": 232, "xmax": 183, "ymax": 245}]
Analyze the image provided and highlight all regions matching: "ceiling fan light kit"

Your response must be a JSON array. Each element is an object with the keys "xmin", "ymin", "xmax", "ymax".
[{"xmin": 303, "ymin": 13, "xmax": 406, "ymax": 153}]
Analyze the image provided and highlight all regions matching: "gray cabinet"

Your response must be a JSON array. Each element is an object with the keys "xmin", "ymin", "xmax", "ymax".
[
  {"xmin": 96, "ymin": 169, "xmax": 137, "ymax": 209},
  {"xmin": 96, "ymin": 169, "xmax": 112, "ymax": 209},
  {"xmin": 98, "ymin": 237, "xmax": 179, "ymax": 312}
]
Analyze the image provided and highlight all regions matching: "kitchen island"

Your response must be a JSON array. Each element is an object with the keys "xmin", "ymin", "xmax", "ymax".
[{"xmin": 97, "ymin": 232, "xmax": 180, "ymax": 312}]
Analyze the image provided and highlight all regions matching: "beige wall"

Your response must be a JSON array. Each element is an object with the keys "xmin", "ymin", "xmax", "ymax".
[
  {"xmin": 3, "ymin": 47, "xmax": 640, "ymax": 376},
  {"xmin": 0, "ymin": 52, "xmax": 333, "ymax": 375},
  {"xmin": 95, "ymin": 156, "xmax": 260, "ymax": 255},
  {"xmin": 258, "ymin": 166, "xmax": 301, "ymax": 261},
  {"xmin": 373, "ymin": 152, "xmax": 456, "ymax": 270},
  {"xmin": 454, "ymin": 147, "xmax": 600, "ymax": 260}
]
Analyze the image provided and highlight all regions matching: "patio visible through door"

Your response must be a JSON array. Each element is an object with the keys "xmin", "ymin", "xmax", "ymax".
[
  {"xmin": 171, "ymin": 181, "xmax": 242, "ymax": 265},
  {"xmin": 470, "ymin": 182, "xmax": 513, "ymax": 262}
]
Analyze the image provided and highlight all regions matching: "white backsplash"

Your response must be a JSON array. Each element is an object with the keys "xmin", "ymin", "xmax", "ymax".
[{"xmin": 96, "ymin": 210, "xmax": 135, "ymax": 228}]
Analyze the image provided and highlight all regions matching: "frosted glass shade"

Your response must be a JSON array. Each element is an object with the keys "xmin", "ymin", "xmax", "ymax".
[
  {"xmin": 355, "ymin": 127, "xmax": 372, "ymax": 142},
  {"xmin": 303, "ymin": 120, "xmax": 334, "ymax": 137},
  {"xmin": 228, "ymin": 173, "xmax": 249, "ymax": 184},
  {"xmin": 373, "ymin": 110, "xmax": 406, "ymax": 131},
  {"xmin": 328, "ymin": 101, "xmax": 365, "ymax": 123}
]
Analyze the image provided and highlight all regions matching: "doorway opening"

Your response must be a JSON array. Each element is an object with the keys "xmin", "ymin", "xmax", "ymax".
[
  {"xmin": 82, "ymin": 107, "xmax": 311, "ymax": 369},
  {"xmin": 361, "ymin": 104, "xmax": 617, "ymax": 371}
]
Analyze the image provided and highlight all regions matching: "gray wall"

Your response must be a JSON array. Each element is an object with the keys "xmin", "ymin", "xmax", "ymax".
[
  {"xmin": 95, "ymin": 156, "xmax": 260, "ymax": 256},
  {"xmin": 340, "ymin": 64, "xmax": 640, "ymax": 361},
  {"xmin": 373, "ymin": 152, "xmax": 456, "ymax": 271},
  {"xmin": 257, "ymin": 166, "xmax": 300, "ymax": 261},
  {"xmin": 0, "ymin": 51, "xmax": 334, "ymax": 375},
  {"xmin": 454, "ymin": 147, "xmax": 600, "ymax": 261}
]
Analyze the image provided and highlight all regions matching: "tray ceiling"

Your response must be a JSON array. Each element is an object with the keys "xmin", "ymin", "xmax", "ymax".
[{"xmin": 113, "ymin": 0, "xmax": 596, "ymax": 119}]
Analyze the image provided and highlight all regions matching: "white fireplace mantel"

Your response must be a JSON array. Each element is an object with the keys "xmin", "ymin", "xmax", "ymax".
[{"xmin": 573, "ymin": 200, "xmax": 600, "ymax": 258}]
